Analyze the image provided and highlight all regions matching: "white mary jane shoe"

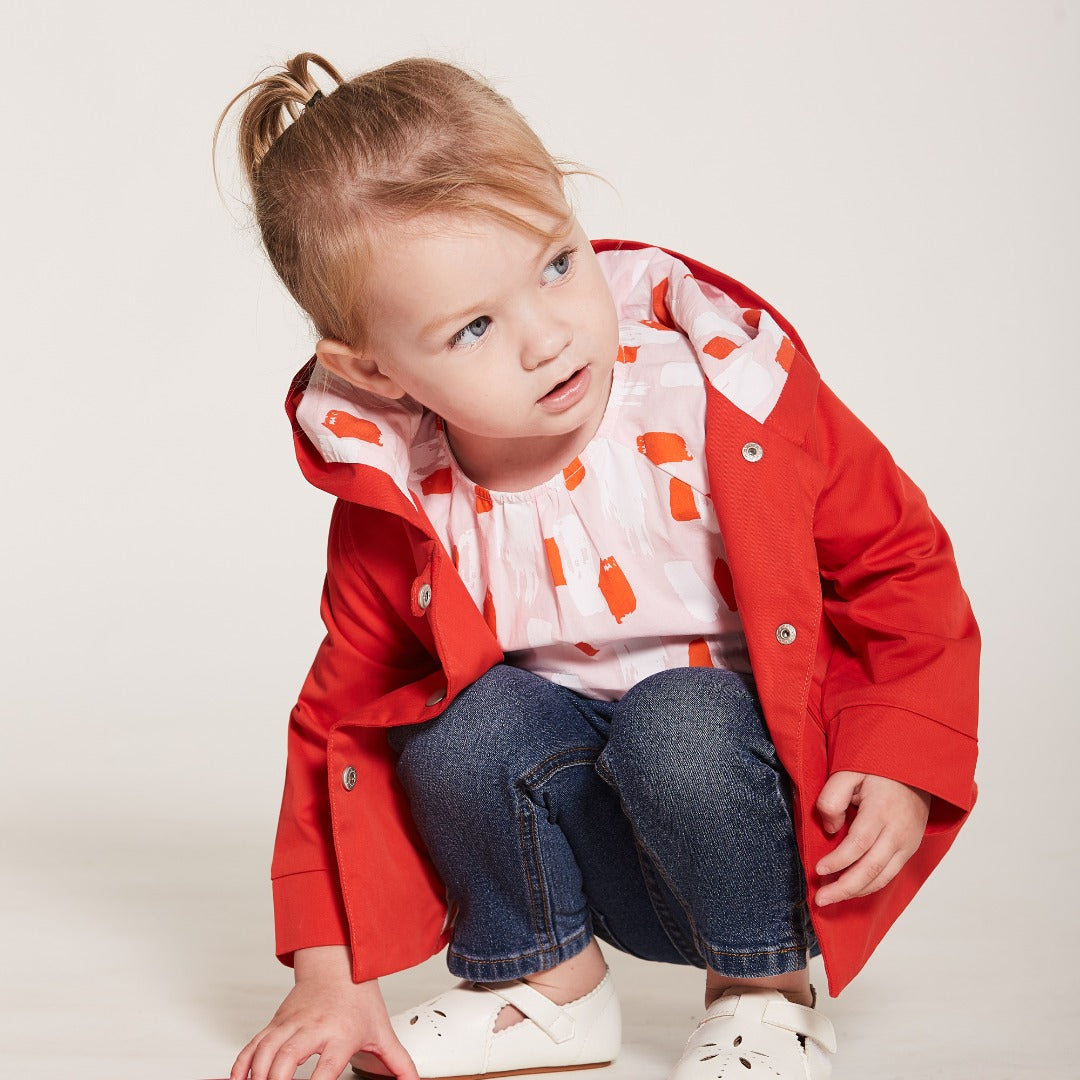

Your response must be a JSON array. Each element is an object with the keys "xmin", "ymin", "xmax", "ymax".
[
  {"xmin": 351, "ymin": 969, "xmax": 621, "ymax": 1080},
  {"xmin": 668, "ymin": 988, "xmax": 836, "ymax": 1080}
]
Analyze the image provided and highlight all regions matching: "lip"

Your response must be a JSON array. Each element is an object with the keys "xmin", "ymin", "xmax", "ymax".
[{"xmin": 537, "ymin": 366, "xmax": 590, "ymax": 412}]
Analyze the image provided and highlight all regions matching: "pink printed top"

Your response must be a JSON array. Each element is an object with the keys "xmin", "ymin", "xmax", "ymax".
[{"xmin": 296, "ymin": 247, "xmax": 800, "ymax": 700}]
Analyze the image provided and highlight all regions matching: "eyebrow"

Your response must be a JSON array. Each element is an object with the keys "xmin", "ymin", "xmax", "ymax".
[{"xmin": 421, "ymin": 302, "xmax": 489, "ymax": 343}]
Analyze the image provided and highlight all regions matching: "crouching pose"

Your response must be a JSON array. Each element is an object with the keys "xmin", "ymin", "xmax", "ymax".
[{"xmin": 220, "ymin": 52, "xmax": 979, "ymax": 1080}]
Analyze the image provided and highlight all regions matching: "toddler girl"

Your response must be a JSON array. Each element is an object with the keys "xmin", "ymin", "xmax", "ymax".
[{"xmin": 220, "ymin": 53, "xmax": 979, "ymax": 1080}]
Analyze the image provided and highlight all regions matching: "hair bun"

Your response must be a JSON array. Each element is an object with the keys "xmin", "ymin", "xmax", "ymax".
[{"xmin": 217, "ymin": 52, "xmax": 344, "ymax": 186}]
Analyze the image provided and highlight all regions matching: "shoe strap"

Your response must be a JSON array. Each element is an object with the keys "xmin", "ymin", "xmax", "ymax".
[
  {"xmin": 479, "ymin": 979, "xmax": 577, "ymax": 1044},
  {"xmin": 705, "ymin": 990, "xmax": 837, "ymax": 1053},
  {"xmin": 762, "ymin": 996, "xmax": 836, "ymax": 1053}
]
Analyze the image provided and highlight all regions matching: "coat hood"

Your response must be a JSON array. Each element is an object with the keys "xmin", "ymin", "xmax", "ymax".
[{"xmin": 285, "ymin": 240, "xmax": 813, "ymax": 516}]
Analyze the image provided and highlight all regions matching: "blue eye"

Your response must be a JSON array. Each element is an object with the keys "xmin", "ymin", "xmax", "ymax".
[
  {"xmin": 450, "ymin": 315, "xmax": 491, "ymax": 347},
  {"xmin": 542, "ymin": 250, "xmax": 573, "ymax": 282}
]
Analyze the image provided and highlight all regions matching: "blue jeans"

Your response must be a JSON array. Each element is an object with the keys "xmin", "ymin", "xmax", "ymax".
[{"xmin": 387, "ymin": 664, "xmax": 815, "ymax": 982}]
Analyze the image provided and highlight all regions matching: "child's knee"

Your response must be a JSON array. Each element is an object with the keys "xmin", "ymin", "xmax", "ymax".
[
  {"xmin": 599, "ymin": 667, "xmax": 778, "ymax": 799},
  {"xmin": 388, "ymin": 663, "xmax": 593, "ymax": 803}
]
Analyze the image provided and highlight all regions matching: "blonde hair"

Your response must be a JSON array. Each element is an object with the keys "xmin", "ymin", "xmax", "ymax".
[{"xmin": 217, "ymin": 53, "xmax": 579, "ymax": 349}]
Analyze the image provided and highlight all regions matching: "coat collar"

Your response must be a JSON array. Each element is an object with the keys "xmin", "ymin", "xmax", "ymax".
[
  {"xmin": 285, "ymin": 240, "xmax": 822, "ymax": 523},
  {"xmin": 592, "ymin": 239, "xmax": 821, "ymax": 449}
]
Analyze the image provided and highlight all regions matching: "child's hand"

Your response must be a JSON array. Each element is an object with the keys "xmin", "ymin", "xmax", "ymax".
[
  {"xmin": 813, "ymin": 771, "xmax": 931, "ymax": 907},
  {"xmin": 230, "ymin": 945, "xmax": 419, "ymax": 1080}
]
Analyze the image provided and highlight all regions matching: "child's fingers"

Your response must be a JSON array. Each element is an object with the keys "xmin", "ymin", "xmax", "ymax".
[
  {"xmin": 264, "ymin": 1031, "xmax": 320, "ymax": 1080},
  {"xmin": 240, "ymin": 1026, "xmax": 298, "ymax": 1080},
  {"xmin": 231, "ymin": 1025, "xmax": 277, "ymax": 1079},
  {"xmin": 230, "ymin": 1037, "xmax": 258, "ymax": 1080},
  {"xmin": 815, "ymin": 812, "xmax": 881, "ymax": 877},
  {"xmin": 815, "ymin": 833, "xmax": 892, "ymax": 905},
  {"xmin": 840, "ymin": 849, "xmax": 910, "ymax": 901},
  {"xmin": 309, "ymin": 1041, "xmax": 364, "ymax": 1080},
  {"xmin": 817, "ymin": 845, "xmax": 911, "ymax": 906},
  {"xmin": 360, "ymin": 1036, "xmax": 421, "ymax": 1080},
  {"xmin": 815, "ymin": 815, "xmax": 925, "ymax": 905},
  {"xmin": 814, "ymin": 770, "xmax": 863, "ymax": 834},
  {"xmin": 814, "ymin": 775, "xmax": 932, "ymax": 906},
  {"xmin": 347, "ymin": 1036, "xmax": 420, "ymax": 1080},
  {"xmin": 231, "ymin": 1026, "xmax": 283, "ymax": 1080}
]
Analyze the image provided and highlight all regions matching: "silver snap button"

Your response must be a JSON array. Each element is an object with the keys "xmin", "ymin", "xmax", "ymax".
[
  {"xmin": 742, "ymin": 441, "xmax": 763, "ymax": 462},
  {"xmin": 425, "ymin": 686, "xmax": 447, "ymax": 707},
  {"xmin": 775, "ymin": 623, "xmax": 797, "ymax": 645},
  {"xmin": 417, "ymin": 583, "xmax": 433, "ymax": 610},
  {"xmin": 342, "ymin": 765, "xmax": 357, "ymax": 791}
]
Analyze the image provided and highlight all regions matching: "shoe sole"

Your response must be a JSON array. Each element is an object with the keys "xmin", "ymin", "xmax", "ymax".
[{"xmin": 352, "ymin": 1061, "xmax": 612, "ymax": 1080}]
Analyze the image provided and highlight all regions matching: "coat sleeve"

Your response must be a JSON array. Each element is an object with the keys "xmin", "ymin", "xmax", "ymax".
[
  {"xmin": 811, "ymin": 380, "xmax": 980, "ymax": 821},
  {"xmin": 270, "ymin": 500, "xmax": 437, "ymax": 964}
]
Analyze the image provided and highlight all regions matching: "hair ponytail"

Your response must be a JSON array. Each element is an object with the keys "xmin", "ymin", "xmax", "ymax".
[
  {"xmin": 217, "ymin": 53, "xmax": 579, "ymax": 349},
  {"xmin": 217, "ymin": 52, "xmax": 344, "ymax": 188}
]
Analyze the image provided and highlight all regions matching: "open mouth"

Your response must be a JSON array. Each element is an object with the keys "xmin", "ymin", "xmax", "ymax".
[{"xmin": 539, "ymin": 366, "xmax": 588, "ymax": 408}]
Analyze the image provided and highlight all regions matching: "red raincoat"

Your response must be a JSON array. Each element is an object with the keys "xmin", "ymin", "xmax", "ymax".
[{"xmin": 270, "ymin": 240, "xmax": 980, "ymax": 996}]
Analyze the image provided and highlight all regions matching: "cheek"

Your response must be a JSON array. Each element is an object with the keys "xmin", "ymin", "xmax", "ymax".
[
  {"xmin": 581, "ymin": 278, "xmax": 618, "ymax": 338},
  {"xmin": 595, "ymin": 289, "xmax": 620, "ymax": 348}
]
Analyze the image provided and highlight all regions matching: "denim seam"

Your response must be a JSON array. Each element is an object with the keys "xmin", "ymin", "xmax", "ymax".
[
  {"xmin": 700, "ymin": 941, "xmax": 808, "ymax": 978},
  {"xmin": 447, "ymin": 924, "xmax": 591, "ymax": 969},
  {"xmin": 520, "ymin": 749, "xmax": 601, "ymax": 795},
  {"xmin": 594, "ymin": 752, "xmax": 703, "ymax": 965},
  {"xmin": 633, "ymin": 823, "xmax": 808, "ymax": 971},
  {"xmin": 702, "ymin": 942, "xmax": 806, "ymax": 959},
  {"xmin": 516, "ymin": 791, "xmax": 557, "ymax": 965},
  {"xmin": 596, "ymin": 750, "xmax": 809, "ymax": 973},
  {"xmin": 515, "ymin": 748, "xmax": 603, "ymax": 967},
  {"xmin": 632, "ymin": 822, "xmax": 710, "ymax": 965}
]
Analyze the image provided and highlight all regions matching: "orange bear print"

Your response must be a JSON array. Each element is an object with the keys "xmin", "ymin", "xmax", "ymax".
[
  {"xmin": 637, "ymin": 432, "xmax": 693, "ymax": 465},
  {"xmin": 563, "ymin": 458, "xmax": 586, "ymax": 491},
  {"xmin": 775, "ymin": 337, "xmax": 796, "ymax": 372},
  {"xmin": 743, "ymin": 308, "xmax": 762, "ymax": 330},
  {"xmin": 474, "ymin": 486, "xmax": 494, "ymax": 514},
  {"xmin": 575, "ymin": 642, "xmax": 599, "ymax": 656},
  {"xmin": 616, "ymin": 344, "xmax": 639, "ymax": 364},
  {"xmin": 322, "ymin": 410, "xmax": 382, "ymax": 445},
  {"xmin": 598, "ymin": 556, "xmax": 636, "ymax": 624},
  {"xmin": 544, "ymin": 537, "xmax": 567, "ymax": 587},
  {"xmin": 421, "ymin": 468, "xmax": 453, "ymax": 495},
  {"xmin": 688, "ymin": 638, "xmax": 715, "ymax": 668},
  {"xmin": 703, "ymin": 336, "xmax": 738, "ymax": 361},
  {"xmin": 651, "ymin": 279, "xmax": 674, "ymax": 328},
  {"xmin": 669, "ymin": 477, "xmax": 701, "ymax": 521},
  {"xmin": 483, "ymin": 589, "xmax": 497, "ymax": 635}
]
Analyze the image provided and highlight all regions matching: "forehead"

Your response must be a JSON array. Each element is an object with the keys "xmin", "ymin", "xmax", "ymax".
[{"xmin": 367, "ymin": 209, "xmax": 577, "ymax": 322}]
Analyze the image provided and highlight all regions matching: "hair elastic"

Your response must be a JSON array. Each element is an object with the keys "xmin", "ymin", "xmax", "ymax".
[{"xmin": 305, "ymin": 89, "xmax": 324, "ymax": 109}]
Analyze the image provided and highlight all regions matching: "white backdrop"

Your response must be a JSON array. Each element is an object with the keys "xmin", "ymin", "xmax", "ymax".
[{"xmin": 1, "ymin": 1, "xmax": 1076, "ymax": 1077}]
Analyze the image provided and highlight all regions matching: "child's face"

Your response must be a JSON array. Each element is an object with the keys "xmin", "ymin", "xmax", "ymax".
[{"xmin": 324, "ymin": 209, "xmax": 620, "ymax": 490}]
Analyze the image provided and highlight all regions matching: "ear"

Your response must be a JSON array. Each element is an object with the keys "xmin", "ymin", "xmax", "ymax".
[{"xmin": 315, "ymin": 337, "xmax": 407, "ymax": 399}]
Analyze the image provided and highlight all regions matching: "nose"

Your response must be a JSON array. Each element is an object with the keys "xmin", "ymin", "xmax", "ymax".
[{"xmin": 521, "ymin": 310, "xmax": 573, "ymax": 370}]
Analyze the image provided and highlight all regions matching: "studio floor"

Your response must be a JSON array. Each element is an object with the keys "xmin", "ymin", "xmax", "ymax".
[{"xmin": 2, "ymin": 803, "xmax": 1068, "ymax": 1079}]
